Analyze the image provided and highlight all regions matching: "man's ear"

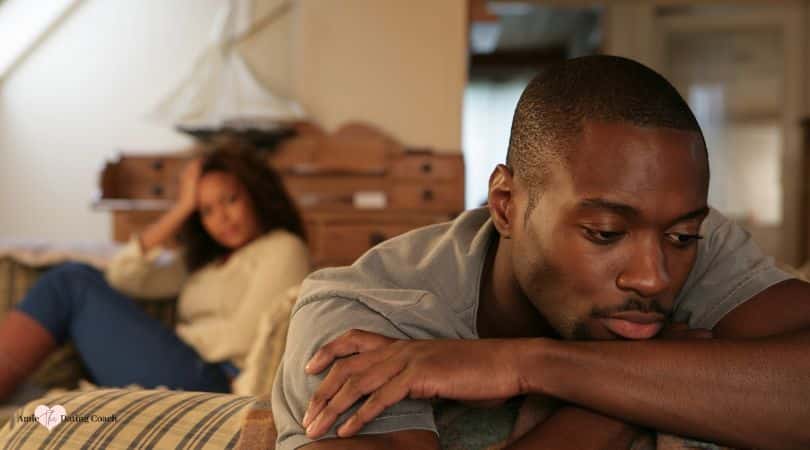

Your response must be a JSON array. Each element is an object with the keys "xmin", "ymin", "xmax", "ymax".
[{"xmin": 488, "ymin": 164, "xmax": 516, "ymax": 239}]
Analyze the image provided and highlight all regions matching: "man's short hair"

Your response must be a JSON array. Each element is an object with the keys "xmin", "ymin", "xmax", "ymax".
[{"xmin": 505, "ymin": 55, "xmax": 706, "ymax": 213}]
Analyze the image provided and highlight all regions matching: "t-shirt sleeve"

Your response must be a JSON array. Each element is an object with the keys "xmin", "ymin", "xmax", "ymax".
[
  {"xmin": 673, "ymin": 208, "xmax": 794, "ymax": 329},
  {"xmin": 272, "ymin": 296, "xmax": 437, "ymax": 450}
]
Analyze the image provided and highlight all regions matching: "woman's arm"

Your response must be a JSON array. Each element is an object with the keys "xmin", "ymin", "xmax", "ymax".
[
  {"xmin": 139, "ymin": 159, "xmax": 200, "ymax": 252},
  {"xmin": 104, "ymin": 160, "xmax": 200, "ymax": 299}
]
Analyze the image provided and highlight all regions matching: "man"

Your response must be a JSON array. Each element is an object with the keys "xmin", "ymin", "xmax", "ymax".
[{"xmin": 272, "ymin": 55, "xmax": 810, "ymax": 450}]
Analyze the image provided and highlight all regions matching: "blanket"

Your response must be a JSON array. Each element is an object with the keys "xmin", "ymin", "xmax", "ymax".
[{"xmin": 0, "ymin": 239, "xmax": 121, "ymax": 270}]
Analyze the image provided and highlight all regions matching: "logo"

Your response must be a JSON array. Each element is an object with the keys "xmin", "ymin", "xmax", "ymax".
[{"xmin": 34, "ymin": 404, "xmax": 65, "ymax": 432}]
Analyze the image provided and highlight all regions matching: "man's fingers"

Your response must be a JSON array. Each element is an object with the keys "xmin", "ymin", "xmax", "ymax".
[
  {"xmin": 307, "ymin": 369, "xmax": 402, "ymax": 438},
  {"xmin": 304, "ymin": 356, "xmax": 368, "ymax": 428},
  {"xmin": 306, "ymin": 329, "xmax": 395, "ymax": 374},
  {"xmin": 303, "ymin": 346, "xmax": 395, "ymax": 428},
  {"xmin": 304, "ymin": 356, "xmax": 404, "ymax": 433},
  {"xmin": 337, "ymin": 373, "xmax": 412, "ymax": 438}
]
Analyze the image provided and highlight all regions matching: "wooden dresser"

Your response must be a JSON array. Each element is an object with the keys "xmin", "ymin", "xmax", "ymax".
[{"xmin": 93, "ymin": 124, "xmax": 465, "ymax": 268}]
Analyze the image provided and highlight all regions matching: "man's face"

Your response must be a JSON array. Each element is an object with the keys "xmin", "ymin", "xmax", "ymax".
[{"xmin": 510, "ymin": 120, "xmax": 709, "ymax": 340}]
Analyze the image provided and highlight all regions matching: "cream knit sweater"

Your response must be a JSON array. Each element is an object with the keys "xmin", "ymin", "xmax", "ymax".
[{"xmin": 104, "ymin": 229, "xmax": 310, "ymax": 369}]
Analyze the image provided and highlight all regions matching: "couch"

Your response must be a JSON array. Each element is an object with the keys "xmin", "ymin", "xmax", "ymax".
[{"xmin": 0, "ymin": 252, "xmax": 293, "ymax": 449}]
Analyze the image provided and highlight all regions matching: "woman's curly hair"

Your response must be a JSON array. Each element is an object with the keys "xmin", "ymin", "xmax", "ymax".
[{"xmin": 178, "ymin": 137, "xmax": 306, "ymax": 272}]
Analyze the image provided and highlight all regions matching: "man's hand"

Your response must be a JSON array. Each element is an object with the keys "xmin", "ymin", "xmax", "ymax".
[
  {"xmin": 302, "ymin": 324, "xmax": 713, "ymax": 440},
  {"xmin": 302, "ymin": 330, "xmax": 525, "ymax": 438}
]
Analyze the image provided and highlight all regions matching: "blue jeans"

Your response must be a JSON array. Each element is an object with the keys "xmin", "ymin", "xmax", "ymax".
[{"xmin": 15, "ymin": 263, "xmax": 231, "ymax": 393}]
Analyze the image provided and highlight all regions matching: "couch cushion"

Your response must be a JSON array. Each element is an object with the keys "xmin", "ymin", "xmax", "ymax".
[{"xmin": 0, "ymin": 388, "xmax": 255, "ymax": 449}]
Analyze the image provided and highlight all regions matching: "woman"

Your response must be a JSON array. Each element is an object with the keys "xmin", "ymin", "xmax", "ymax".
[{"xmin": 0, "ymin": 139, "xmax": 310, "ymax": 397}]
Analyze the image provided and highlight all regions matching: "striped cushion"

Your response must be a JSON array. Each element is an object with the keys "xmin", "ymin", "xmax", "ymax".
[{"xmin": 0, "ymin": 388, "xmax": 256, "ymax": 449}]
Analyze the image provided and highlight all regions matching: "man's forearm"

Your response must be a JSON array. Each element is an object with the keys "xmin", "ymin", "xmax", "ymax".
[
  {"xmin": 518, "ymin": 332, "xmax": 810, "ymax": 449},
  {"xmin": 506, "ymin": 406, "xmax": 643, "ymax": 450}
]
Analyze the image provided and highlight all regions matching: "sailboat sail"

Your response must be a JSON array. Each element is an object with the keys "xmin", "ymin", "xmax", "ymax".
[{"xmin": 148, "ymin": 0, "xmax": 304, "ymax": 128}]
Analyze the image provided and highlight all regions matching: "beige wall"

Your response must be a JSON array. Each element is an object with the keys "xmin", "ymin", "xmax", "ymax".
[
  {"xmin": 291, "ymin": 0, "xmax": 467, "ymax": 151},
  {"xmin": 242, "ymin": 0, "xmax": 467, "ymax": 150},
  {"xmin": 0, "ymin": 0, "xmax": 468, "ymax": 241}
]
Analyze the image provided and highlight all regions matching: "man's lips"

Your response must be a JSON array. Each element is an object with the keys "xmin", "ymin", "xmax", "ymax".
[{"xmin": 600, "ymin": 312, "xmax": 665, "ymax": 340}]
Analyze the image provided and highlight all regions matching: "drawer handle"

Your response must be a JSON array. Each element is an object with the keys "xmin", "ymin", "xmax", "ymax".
[
  {"xmin": 151, "ymin": 160, "xmax": 164, "ymax": 171},
  {"xmin": 422, "ymin": 189, "xmax": 434, "ymax": 202},
  {"xmin": 420, "ymin": 162, "xmax": 432, "ymax": 174},
  {"xmin": 369, "ymin": 232, "xmax": 387, "ymax": 246},
  {"xmin": 151, "ymin": 185, "xmax": 165, "ymax": 197}
]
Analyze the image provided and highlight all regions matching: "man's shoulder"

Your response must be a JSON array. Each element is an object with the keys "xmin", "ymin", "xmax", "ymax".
[
  {"xmin": 304, "ymin": 208, "xmax": 489, "ymax": 292},
  {"xmin": 292, "ymin": 208, "xmax": 495, "ymax": 338},
  {"xmin": 675, "ymin": 207, "xmax": 793, "ymax": 328}
]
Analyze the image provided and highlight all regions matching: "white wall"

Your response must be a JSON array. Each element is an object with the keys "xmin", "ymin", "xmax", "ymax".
[
  {"xmin": 0, "ymin": 0, "xmax": 468, "ymax": 242},
  {"xmin": 0, "ymin": 0, "xmax": 221, "ymax": 242}
]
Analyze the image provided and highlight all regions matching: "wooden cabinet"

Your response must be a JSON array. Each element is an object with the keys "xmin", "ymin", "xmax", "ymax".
[
  {"xmin": 99, "ymin": 156, "xmax": 188, "ymax": 201},
  {"xmin": 94, "ymin": 127, "xmax": 464, "ymax": 268},
  {"xmin": 304, "ymin": 211, "xmax": 447, "ymax": 267}
]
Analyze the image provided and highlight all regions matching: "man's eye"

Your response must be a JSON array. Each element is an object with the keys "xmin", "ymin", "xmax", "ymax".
[
  {"xmin": 666, "ymin": 233, "xmax": 704, "ymax": 247},
  {"xmin": 583, "ymin": 227, "xmax": 626, "ymax": 244}
]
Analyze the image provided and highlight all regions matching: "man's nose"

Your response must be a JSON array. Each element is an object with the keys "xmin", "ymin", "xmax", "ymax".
[{"xmin": 616, "ymin": 237, "xmax": 671, "ymax": 298}]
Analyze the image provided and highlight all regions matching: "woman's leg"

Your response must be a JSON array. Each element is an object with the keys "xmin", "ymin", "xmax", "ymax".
[
  {"xmin": 0, "ymin": 310, "xmax": 56, "ymax": 399},
  {"xmin": 12, "ymin": 262, "xmax": 230, "ymax": 393}
]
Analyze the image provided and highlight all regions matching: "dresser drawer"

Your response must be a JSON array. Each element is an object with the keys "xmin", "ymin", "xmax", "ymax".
[
  {"xmin": 389, "ymin": 183, "xmax": 464, "ymax": 212},
  {"xmin": 391, "ymin": 153, "xmax": 463, "ymax": 180},
  {"xmin": 283, "ymin": 176, "xmax": 387, "ymax": 210},
  {"xmin": 121, "ymin": 181, "xmax": 179, "ymax": 200},
  {"xmin": 306, "ymin": 211, "xmax": 452, "ymax": 268},
  {"xmin": 313, "ymin": 223, "xmax": 423, "ymax": 267},
  {"xmin": 113, "ymin": 157, "xmax": 187, "ymax": 199}
]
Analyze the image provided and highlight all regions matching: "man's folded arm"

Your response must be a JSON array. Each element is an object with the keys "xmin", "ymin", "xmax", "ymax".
[
  {"xmin": 518, "ymin": 279, "xmax": 810, "ymax": 450},
  {"xmin": 301, "ymin": 430, "xmax": 439, "ymax": 450},
  {"xmin": 506, "ymin": 405, "xmax": 643, "ymax": 450},
  {"xmin": 272, "ymin": 296, "xmax": 440, "ymax": 450}
]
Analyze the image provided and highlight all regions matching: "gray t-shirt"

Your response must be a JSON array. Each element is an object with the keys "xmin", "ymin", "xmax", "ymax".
[{"xmin": 272, "ymin": 207, "xmax": 792, "ymax": 450}]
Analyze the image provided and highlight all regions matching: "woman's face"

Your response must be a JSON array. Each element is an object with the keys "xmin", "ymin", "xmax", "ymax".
[{"xmin": 196, "ymin": 171, "xmax": 262, "ymax": 250}]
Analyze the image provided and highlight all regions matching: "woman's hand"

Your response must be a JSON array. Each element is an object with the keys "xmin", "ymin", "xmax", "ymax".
[
  {"xmin": 139, "ymin": 159, "xmax": 202, "ymax": 251},
  {"xmin": 175, "ymin": 159, "xmax": 202, "ymax": 215},
  {"xmin": 302, "ymin": 329, "xmax": 527, "ymax": 439}
]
